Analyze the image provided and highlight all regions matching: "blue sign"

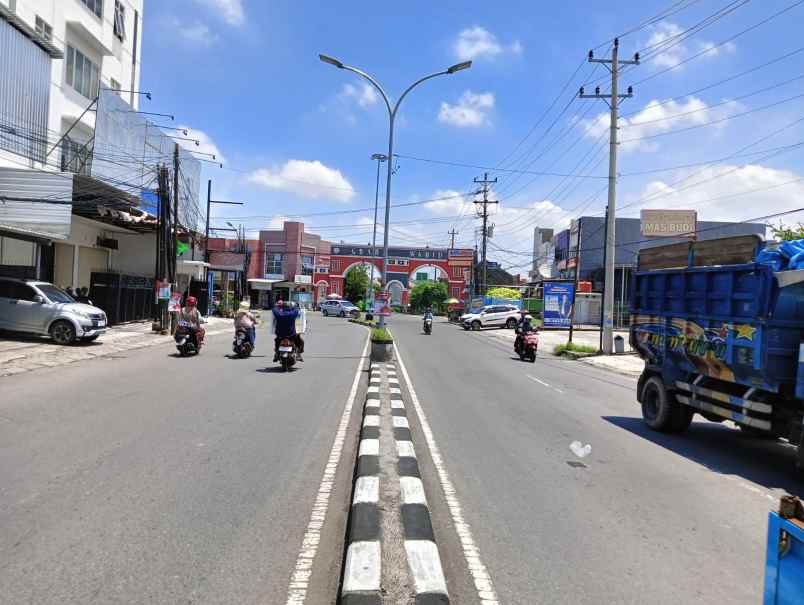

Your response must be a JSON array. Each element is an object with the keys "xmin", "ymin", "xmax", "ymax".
[{"xmin": 543, "ymin": 282, "xmax": 575, "ymax": 328}]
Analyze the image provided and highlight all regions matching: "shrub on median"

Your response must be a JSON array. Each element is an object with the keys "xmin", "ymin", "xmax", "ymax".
[
  {"xmin": 370, "ymin": 327, "xmax": 393, "ymax": 343},
  {"xmin": 554, "ymin": 342, "xmax": 598, "ymax": 356}
]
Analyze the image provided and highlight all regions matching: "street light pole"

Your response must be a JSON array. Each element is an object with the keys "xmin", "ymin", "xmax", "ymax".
[
  {"xmin": 319, "ymin": 54, "xmax": 471, "ymax": 328},
  {"xmin": 367, "ymin": 153, "xmax": 387, "ymax": 311}
]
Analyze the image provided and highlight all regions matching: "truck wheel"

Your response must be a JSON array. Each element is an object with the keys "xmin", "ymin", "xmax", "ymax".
[{"xmin": 641, "ymin": 376, "xmax": 689, "ymax": 432}]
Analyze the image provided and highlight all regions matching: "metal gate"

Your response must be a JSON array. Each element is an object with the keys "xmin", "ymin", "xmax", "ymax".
[{"xmin": 89, "ymin": 272, "xmax": 154, "ymax": 325}]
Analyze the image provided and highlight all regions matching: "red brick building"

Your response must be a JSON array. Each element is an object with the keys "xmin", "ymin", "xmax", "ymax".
[{"xmin": 210, "ymin": 221, "xmax": 472, "ymax": 308}]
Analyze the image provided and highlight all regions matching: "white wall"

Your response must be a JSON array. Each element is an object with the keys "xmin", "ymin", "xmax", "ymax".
[{"xmin": 112, "ymin": 229, "xmax": 154, "ymax": 276}]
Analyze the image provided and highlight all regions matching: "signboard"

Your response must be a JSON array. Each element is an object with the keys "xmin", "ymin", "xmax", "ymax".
[
  {"xmin": 168, "ymin": 292, "xmax": 182, "ymax": 313},
  {"xmin": 294, "ymin": 274, "xmax": 312, "ymax": 285},
  {"xmin": 641, "ymin": 209, "xmax": 697, "ymax": 238},
  {"xmin": 373, "ymin": 292, "xmax": 391, "ymax": 316},
  {"xmin": 331, "ymin": 245, "xmax": 449, "ymax": 260},
  {"xmin": 156, "ymin": 280, "xmax": 171, "ymax": 301},
  {"xmin": 543, "ymin": 282, "xmax": 575, "ymax": 329},
  {"xmin": 264, "ymin": 273, "xmax": 284, "ymax": 281}
]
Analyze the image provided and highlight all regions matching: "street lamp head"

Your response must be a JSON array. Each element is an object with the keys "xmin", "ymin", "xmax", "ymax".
[
  {"xmin": 371, "ymin": 153, "xmax": 388, "ymax": 161},
  {"xmin": 319, "ymin": 54, "xmax": 344, "ymax": 69},
  {"xmin": 447, "ymin": 60, "xmax": 472, "ymax": 74}
]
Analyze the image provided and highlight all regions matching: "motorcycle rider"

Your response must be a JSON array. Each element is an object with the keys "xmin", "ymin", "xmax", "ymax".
[
  {"xmin": 514, "ymin": 313, "xmax": 535, "ymax": 354},
  {"xmin": 179, "ymin": 296, "xmax": 204, "ymax": 347},
  {"xmin": 423, "ymin": 306, "xmax": 434, "ymax": 331},
  {"xmin": 234, "ymin": 301, "xmax": 257, "ymax": 346},
  {"xmin": 272, "ymin": 300, "xmax": 305, "ymax": 362}
]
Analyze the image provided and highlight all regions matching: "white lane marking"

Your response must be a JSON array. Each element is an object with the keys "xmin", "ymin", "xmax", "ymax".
[
  {"xmin": 405, "ymin": 540, "xmax": 448, "ymax": 595},
  {"xmin": 396, "ymin": 440, "xmax": 417, "ymax": 459},
  {"xmin": 393, "ymin": 416, "xmax": 410, "ymax": 429},
  {"xmin": 394, "ymin": 341, "xmax": 499, "ymax": 605},
  {"xmin": 285, "ymin": 334, "xmax": 370, "ymax": 605},
  {"xmin": 391, "ymin": 400, "xmax": 405, "ymax": 409},
  {"xmin": 527, "ymin": 375, "xmax": 550, "ymax": 387},
  {"xmin": 363, "ymin": 415, "xmax": 380, "ymax": 427},
  {"xmin": 553, "ymin": 387, "xmax": 565, "ymax": 394},
  {"xmin": 342, "ymin": 541, "xmax": 381, "ymax": 593},
  {"xmin": 400, "ymin": 476, "xmax": 427, "ymax": 505},
  {"xmin": 353, "ymin": 476, "xmax": 380, "ymax": 504},
  {"xmin": 359, "ymin": 439, "xmax": 380, "ymax": 457}
]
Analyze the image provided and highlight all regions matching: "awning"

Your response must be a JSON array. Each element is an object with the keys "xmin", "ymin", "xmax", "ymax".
[{"xmin": 248, "ymin": 278, "xmax": 282, "ymax": 291}]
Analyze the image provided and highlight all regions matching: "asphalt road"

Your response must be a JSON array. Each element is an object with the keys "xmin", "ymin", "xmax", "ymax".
[
  {"xmin": 0, "ymin": 315, "xmax": 368, "ymax": 604},
  {"xmin": 391, "ymin": 314, "xmax": 804, "ymax": 604}
]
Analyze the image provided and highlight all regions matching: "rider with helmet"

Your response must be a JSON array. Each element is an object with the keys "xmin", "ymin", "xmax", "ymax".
[
  {"xmin": 271, "ymin": 299, "xmax": 305, "ymax": 361},
  {"xmin": 179, "ymin": 296, "xmax": 205, "ymax": 346},
  {"xmin": 514, "ymin": 313, "xmax": 535, "ymax": 353}
]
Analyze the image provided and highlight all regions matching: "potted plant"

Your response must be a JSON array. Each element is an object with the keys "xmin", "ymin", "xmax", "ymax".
[{"xmin": 370, "ymin": 327, "xmax": 394, "ymax": 362}]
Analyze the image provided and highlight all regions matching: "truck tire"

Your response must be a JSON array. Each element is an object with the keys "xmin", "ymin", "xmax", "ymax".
[{"xmin": 641, "ymin": 376, "xmax": 691, "ymax": 433}]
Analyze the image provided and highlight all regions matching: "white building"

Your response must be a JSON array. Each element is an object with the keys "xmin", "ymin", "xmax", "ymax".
[{"xmin": 0, "ymin": 0, "xmax": 147, "ymax": 289}]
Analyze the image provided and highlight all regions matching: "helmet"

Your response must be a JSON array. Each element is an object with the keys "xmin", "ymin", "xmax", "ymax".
[
  {"xmin": 524, "ymin": 314, "xmax": 533, "ymax": 321},
  {"xmin": 287, "ymin": 301, "xmax": 296, "ymax": 309},
  {"xmin": 186, "ymin": 296, "xmax": 197, "ymax": 307}
]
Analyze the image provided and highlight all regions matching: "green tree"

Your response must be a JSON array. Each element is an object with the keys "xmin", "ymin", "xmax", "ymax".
[
  {"xmin": 409, "ymin": 280, "xmax": 448, "ymax": 311},
  {"xmin": 344, "ymin": 265, "xmax": 370, "ymax": 303},
  {"xmin": 486, "ymin": 286, "xmax": 522, "ymax": 300},
  {"xmin": 772, "ymin": 223, "xmax": 804, "ymax": 241}
]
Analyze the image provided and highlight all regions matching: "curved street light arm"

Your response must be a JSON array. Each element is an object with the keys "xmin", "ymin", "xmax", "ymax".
[
  {"xmin": 341, "ymin": 65, "xmax": 393, "ymax": 116},
  {"xmin": 393, "ymin": 70, "xmax": 450, "ymax": 116}
]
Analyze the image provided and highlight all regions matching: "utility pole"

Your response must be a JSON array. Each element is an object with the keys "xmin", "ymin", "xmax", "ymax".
[
  {"xmin": 448, "ymin": 228, "xmax": 458, "ymax": 250},
  {"xmin": 579, "ymin": 37, "xmax": 638, "ymax": 354},
  {"xmin": 568, "ymin": 218, "xmax": 582, "ymax": 344},
  {"xmin": 172, "ymin": 143, "xmax": 180, "ymax": 285},
  {"xmin": 204, "ymin": 180, "xmax": 244, "ymax": 315},
  {"xmin": 473, "ymin": 173, "xmax": 498, "ymax": 296}
]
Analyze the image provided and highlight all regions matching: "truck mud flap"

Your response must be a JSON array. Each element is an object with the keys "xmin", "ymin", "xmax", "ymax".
[{"xmin": 675, "ymin": 378, "xmax": 772, "ymax": 431}]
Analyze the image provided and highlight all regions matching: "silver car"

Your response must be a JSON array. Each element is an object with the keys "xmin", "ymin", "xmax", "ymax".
[
  {"xmin": 0, "ymin": 278, "xmax": 107, "ymax": 344},
  {"xmin": 320, "ymin": 299, "xmax": 359, "ymax": 317}
]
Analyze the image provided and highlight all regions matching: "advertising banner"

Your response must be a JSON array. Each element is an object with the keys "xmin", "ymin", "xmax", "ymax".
[
  {"xmin": 373, "ymin": 292, "xmax": 391, "ymax": 316},
  {"xmin": 543, "ymin": 282, "xmax": 575, "ymax": 328},
  {"xmin": 640, "ymin": 209, "xmax": 697, "ymax": 238}
]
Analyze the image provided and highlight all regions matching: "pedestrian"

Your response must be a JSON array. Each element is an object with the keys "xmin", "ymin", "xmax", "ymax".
[
  {"xmin": 65, "ymin": 286, "xmax": 75, "ymax": 298},
  {"xmin": 76, "ymin": 287, "xmax": 92, "ymax": 305}
]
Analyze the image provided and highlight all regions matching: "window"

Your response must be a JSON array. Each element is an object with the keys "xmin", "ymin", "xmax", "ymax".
[
  {"xmin": 316, "ymin": 267, "xmax": 328, "ymax": 274},
  {"xmin": 110, "ymin": 78, "xmax": 121, "ymax": 95},
  {"xmin": 302, "ymin": 255, "xmax": 314, "ymax": 276},
  {"xmin": 35, "ymin": 16, "xmax": 52, "ymax": 41},
  {"xmin": 452, "ymin": 266, "xmax": 463, "ymax": 278},
  {"xmin": 66, "ymin": 45, "xmax": 100, "ymax": 99},
  {"xmin": 9, "ymin": 283, "xmax": 37, "ymax": 302},
  {"xmin": 113, "ymin": 1, "xmax": 126, "ymax": 41},
  {"xmin": 80, "ymin": 0, "xmax": 103, "ymax": 18},
  {"xmin": 451, "ymin": 287, "xmax": 460, "ymax": 298},
  {"xmin": 266, "ymin": 253, "xmax": 283, "ymax": 275},
  {"xmin": 61, "ymin": 137, "xmax": 92, "ymax": 175},
  {"xmin": 331, "ymin": 260, "xmax": 340, "ymax": 272}
]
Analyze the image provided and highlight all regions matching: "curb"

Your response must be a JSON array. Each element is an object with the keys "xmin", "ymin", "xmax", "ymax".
[{"xmin": 341, "ymin": 361, "xmax": 450, "ymax": 605}]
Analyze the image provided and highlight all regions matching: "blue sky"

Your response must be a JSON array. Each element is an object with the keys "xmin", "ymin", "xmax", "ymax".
[{"xmin": 141, "ymin": 0, "xmax": 804, "ymax": 271}]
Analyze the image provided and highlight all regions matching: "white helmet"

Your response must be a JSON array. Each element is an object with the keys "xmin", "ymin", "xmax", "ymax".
[{"xmin": 524, "ymin": 314, "xmax": 533, "ymax": 321}]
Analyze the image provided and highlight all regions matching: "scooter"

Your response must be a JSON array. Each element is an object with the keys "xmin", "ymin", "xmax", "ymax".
[
  {"xmin": 515, "ymin": 330, "xmax": 539, "ymax": 362},
  {"xmin": 276, "ymin": 337, "xmax": 297, "ymax": 372},
  {"xmin": 175, "ymin": 321, "xmax": 199, "ymax": 356},
  {"xmin": 233, "ymin": 328, "xmax": 253, "ymax": 358},
  {"xmin": 423, "ymin": 317, "xmax": 433, "ymax": 335}
]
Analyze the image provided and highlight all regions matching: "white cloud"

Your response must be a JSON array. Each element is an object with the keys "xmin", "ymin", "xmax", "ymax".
[
  {"xmin": 340, "ymin": 83, "xmax": 379, "ymax": 109},
  {"xmin": 174, "ymin": 125, "xmax": 225, "ymax": 163},
  {"xmin": 453, "ymin": 26, "xmax": 523, "ymax": 61},
  {"xmin": 247, "ymin": 160, "xmax": 356, "ymax": 202},
  {"xmin": 625, "ymin": 163, "xmax": 804, "ymax": 224},
  {"xmin": 581, "ymin": 96, "xmax": 741, "ymax": 152},
  {"xmin": 644, "ymin": 21, "xmax": 734, "ymax": 70},
  {"xmin": 439, "ymin": 90, "xmax": 495, "ymax": 127},
  {"xmin": 178, "ymin": 22, "xmax": 218, "ymax": 46},
  {"xmin": 193, "ymin": 0, "xmax": 244, "ymax": 26},
  {"xmin": 424, "ymin": 189, "xmax": 473, "ymax": 215}
]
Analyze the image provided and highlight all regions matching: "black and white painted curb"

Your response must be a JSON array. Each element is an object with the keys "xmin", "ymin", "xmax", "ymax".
[{"xmin": 341, "ymin": 361, "xmax": 449, "ymax": 605}]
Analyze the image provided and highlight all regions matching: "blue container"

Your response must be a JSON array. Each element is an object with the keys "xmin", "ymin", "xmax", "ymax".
[{"xmin": 764, "ymin": 511, "xmax": 804, "ymax": 604}]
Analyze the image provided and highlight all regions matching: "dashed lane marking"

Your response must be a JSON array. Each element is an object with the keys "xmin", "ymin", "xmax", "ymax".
[
  {"xmin": 284, "ymin": 333, "xmax": 370, "ymax": 605},
  {"xmin": 393, "ymin": 342, "xmax": 500, "ymax": 605}
]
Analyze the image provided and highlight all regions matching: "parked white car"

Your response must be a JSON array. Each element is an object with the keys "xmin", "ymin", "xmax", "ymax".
[
  {"xmin": 0, "ymin": 278, "xmax": 107, "ymax": 344},
  {"xmin": 461, "ymin": 304, "xmax": 521, "ymax": 331}
]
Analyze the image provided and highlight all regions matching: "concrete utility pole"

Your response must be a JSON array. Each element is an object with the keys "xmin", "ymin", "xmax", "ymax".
[
  {"xmin": 367, "ymin": 153, "xmax": 387, "ymax": 309},
  {"xmin": 448, "ymin": 228, "xmax": 458, "ymax": 250},
  {"xmin": 579, "ymin": 38, "xmax": 638, "ymax": 354},
  {"xmin": 473, "ymin": 173, "xmax": 498, "ymax": 295}
]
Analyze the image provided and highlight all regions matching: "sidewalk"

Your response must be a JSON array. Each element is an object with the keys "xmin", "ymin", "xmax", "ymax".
[
  {"xmin": 0, "ymin": 317, "xmax": 231, "ymax": 378},
  {"xmin": 485, "ymin": 325, "xmax": 643, "ymax": 377}
]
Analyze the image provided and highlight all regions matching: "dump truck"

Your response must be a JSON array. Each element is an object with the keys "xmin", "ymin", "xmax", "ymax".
[{"xmin": 630, "ymin": 234, "xmax": 804, "ymax": 469}]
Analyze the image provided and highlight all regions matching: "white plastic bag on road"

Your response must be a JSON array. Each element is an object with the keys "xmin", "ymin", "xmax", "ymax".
[{"xmin": 570, "ymin": 441, "xmax": 592, "ymax": 458}]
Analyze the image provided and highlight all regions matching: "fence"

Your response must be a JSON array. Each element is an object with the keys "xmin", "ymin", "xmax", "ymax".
[{"xmin": 89, "ymin": 272, "xmax": 154, "ymax": 326}]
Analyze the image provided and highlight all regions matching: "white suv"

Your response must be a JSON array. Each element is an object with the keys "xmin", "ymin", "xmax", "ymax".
[
  {"xmin": 319, "ymin": 299, "xmax": 359, "ymax": 317},
  {"xmin": 461, "ymin": 304, "xmax": 521, "ymax": 331},
  {"xmin": 0, "ymin": 278, "xmax": 107, "ymax": 344}
]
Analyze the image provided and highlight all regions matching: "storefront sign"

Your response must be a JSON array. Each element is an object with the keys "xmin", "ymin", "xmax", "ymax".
[
  {"xmin": 264, "ymin": 273, "xmax": 284, "ymax": 281},
  {"xmin": 543, "ymin": 282, "xmax": 575, "ymax": 329},
  {"xmin": 331, "ymin": 245, "xmax": 448, "ymax": 260},
  {"xmin": 641, "ymin": 209, "xmax": 697, "ymax": 238},
  {"xmin": 294, "ymin": 274, "xmax": 312, "ymax": 285}
]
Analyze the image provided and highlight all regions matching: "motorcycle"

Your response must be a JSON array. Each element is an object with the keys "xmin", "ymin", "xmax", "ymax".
[
  {"xmin": 423, "ymin": 317, "xmax": 433, "ymax": 335},
  {"xmin": 175, "ymin": 321, "xmax": 199, "ymax": 356},
  {"xmin": 276, "ymin": 336, "xmax": 297, "ymax": 372},
  {"xmin": 233, "ymin": 328, "xmax": 253, "ymax": 358},
  {"xmin": 515, "ymin": 330, "xmax": 539, "ymax": 362}
]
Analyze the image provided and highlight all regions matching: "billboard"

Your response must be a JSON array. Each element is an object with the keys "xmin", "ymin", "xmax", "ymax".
[
  {"xmin": 641, "ymin": 209, "xmax": 697, "ymax": 238},
  {"xmin": 543, "ymin": 282, "xmax": 575, "ymax": 329}
]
